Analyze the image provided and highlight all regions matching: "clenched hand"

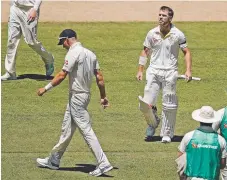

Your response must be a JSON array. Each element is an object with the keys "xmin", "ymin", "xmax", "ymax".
[
  {"xmin": 28, "ymin": 8, "xmax": 37, "ymax": 23},
  {"xmin": 37, "ymin": 88, "xmax": 46, "ymax": 96}
]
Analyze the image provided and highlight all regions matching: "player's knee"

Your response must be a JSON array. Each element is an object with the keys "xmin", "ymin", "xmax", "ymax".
[
  {"xmin": 27, "ymin": 42, "xmax": 35, "ymax": 47},
  {"xmin": 7, "ymin": 41, "xmax": 16, "ymax": 49},
  {"xmin": 26, "ymin": 37, "xmax": 39, "ymax": 47},
  {"xmin": 162, "ymin": 93, "xmax": 178, "ymax": 110}
]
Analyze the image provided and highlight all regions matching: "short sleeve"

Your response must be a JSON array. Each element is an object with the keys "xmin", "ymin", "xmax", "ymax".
[
  {"xmin": 218, "ymin": 135, "xmax": 227, "ymax": 158},
  {"xmin": 178, "ymin": 131, "xmax": 194, "ymax": 153},
  {"xmin": 178, "ymin": 31, "xmax": 187, "ymax": 49},
  {"xmin": 62, "ymin": 51, "xmax": 78, "ymax": 72},
  {"xmin": 95, "ymin": 60, "xmax": 100, "ymax": 70},
  {"xmin": 212, "ymin": 108, "xmax": 225, "ymax": 131},
  {"xmin": 143, "ymin": 31, "xmax": 152, "ymax": 49}
]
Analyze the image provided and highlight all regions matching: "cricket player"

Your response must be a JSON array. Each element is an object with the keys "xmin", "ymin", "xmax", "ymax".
[
  {"xmin": 136, "ymin": 6, "xmax": 192, "ymax": 143},
  {"xmin": 1, "ymin": 0, "xmax": 54, "ymax": 81},
  {"xmin": 176, "ymin": 106, "xmax": 226, "ymax": 180},
  {"xmin": 212, "ymin": 106, "xmax": 227, "ymax": 180},
  {"xmin": 36, "ymin": 29, "xmax": 113, "ymax": 177}
]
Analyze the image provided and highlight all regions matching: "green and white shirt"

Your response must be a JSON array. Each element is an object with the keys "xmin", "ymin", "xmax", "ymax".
[
  {"xmin": 178, "ymin": 126, "xmax": 226, "ymax": 180},
  {"xmin": 212, "ymin": 107, "xmax": 227, "ymax": 140}
]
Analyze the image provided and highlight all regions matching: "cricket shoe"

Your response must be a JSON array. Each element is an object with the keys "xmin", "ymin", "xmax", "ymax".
[
  {"xmin": 161, "ymin": 136, "xmax": 171, "ymax": 143},
  {"xmin": 89, "ymin": 164, "xmax": 113, "ymax": 177},
  {"xmin": 1, "ymin": 72, "xmax": 17, "ymax": 81},
  {"xmin": 45, "ymin": 63, "xmax": 54, "ymax": 76},
  {"xmin": 36, "ymin": 157, "xmax": 59, "ymax": 170}
]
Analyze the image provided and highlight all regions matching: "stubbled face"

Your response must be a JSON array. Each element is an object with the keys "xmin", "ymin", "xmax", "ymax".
[
  {"xmin": 63, "ymin": 39, "xmax": 70, "ymax": 50},
  {"xmin": 158, "ymin": 9, "xmax": 172, "ymax": 26}
]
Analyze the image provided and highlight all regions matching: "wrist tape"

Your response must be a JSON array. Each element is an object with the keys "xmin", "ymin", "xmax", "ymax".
[
  {"xmin": 139, "ymin": 56, "xmax": 147, "ymax": 66},
  {"xmin": 45, "ymin": 83, "xmax": 53, "ymax": 91}
]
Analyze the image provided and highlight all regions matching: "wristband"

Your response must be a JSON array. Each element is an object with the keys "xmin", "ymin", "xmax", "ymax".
[
  {"xmin": 44, "ymin": 83, "xmax": 53, "ymax": 91},
  {"xmin": 139, "ymin": 56, "xmax": 147, "ymax": 66}
]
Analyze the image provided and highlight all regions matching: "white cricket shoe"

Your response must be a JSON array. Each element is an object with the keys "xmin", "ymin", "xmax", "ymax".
[
  {"xmin": 36, "ymin": 157, "xmax": 59, "ymax": 170},
  {"xmin": 89, "ymin": 165, "xmax": 113, "ymax": 177},
  {"xmin": 161, "ymin": 136, "xmax": 171, "ymax": 143},
  {"xmin": 1, "ymin": 72, "xmax": 17, "ymax": 81}
]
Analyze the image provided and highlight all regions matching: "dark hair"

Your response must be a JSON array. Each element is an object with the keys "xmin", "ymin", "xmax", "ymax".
[
  {"xmin": 160, "ymin": 6, "xmax": 174, "ymax": 18},
  {"xmin": 200, "ymin": 122, "xmax": 212, "ymax": 127}
]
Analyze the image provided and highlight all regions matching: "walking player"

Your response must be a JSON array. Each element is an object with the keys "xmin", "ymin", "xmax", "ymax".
[
  {"xmin": 137, "ymin": 6, "xmax": 192, "ymax": 142},
  {"xmin": 36, "ymin": 29, "xmax": 113, "ymax": 177},
  {"xmin": 1, "ymin": 0, "xmax": 54, "ymax": 80},
  {"xmin": 176, "ymin": 106, "xmax": 226, "ymax": 179}
]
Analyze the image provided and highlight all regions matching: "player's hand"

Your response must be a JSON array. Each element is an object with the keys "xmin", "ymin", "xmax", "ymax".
[
  {"xmin": 100, "ymin": 97, "xmax": 109, "ymax": 109},
  {"xmin": 185, "ymin": 71, "xmax": 192, "ymax": 83},
  {"xmin": 136, "ymin": 71, "xmax": 143, "ymax": 81},
  {"xmin": 37, "ymin": 88, "xmax": 46, "ymax": 96},
  {"xmin": 27, "ymin": 8, "xmax": 37, "ymax": 23}
]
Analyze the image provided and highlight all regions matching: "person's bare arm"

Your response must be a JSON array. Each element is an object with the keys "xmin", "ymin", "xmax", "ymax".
[
  {"xmin": 221, "ymin": 158, "xmax": 226, "ymax": 169},
  {"xmin": 177, "ymin": 151, "xmax": 184, "ymax": 158},
  {"xmin": 182, "ymin": 47, "xmax": 192, "ymax": 82},
  {"xmin": 95, "ymin": 69, "xmax": 109, "ymax": 109},
  {"xmin": 136, "ymin": 47, "xmax": 150, "ymax": 81},
  {"xmin": 28, "ymin": 0, "xmax": 41, "ymax": 23},
  {"xmin": 37, "ymin": 70, "xmax": 68, "ymax": 96}
]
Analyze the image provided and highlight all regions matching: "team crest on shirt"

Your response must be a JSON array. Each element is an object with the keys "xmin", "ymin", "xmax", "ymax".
[
  {"xmin": 168, "ymin": 35, "xmax": 178, "ymax": 45},
  {"xmin": 192, "ymin": 143, "xmax": 198, "ymax": 148},
  {"xmin": 64, "ymin": 60, "xmax": 68, "ymax": 65},
  {"xmin": 152, "ymin": 37, "xmax": 162, "ymax": 45},
  {"xmin": 152, "ymin": 38, "xmax": 159, "ymax": 44}
]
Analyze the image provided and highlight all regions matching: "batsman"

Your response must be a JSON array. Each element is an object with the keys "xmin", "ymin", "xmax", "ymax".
[{"xmin": 136, "ymin": 6, "xmax": 192, "ymax": 143}]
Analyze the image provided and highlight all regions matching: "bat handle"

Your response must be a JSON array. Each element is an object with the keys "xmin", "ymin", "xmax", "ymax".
[
  {"xmin": 191, "ymin": 77, "xmax": 201, "ymax": 81},
  {"xmin": 178, "ymin": 75, "xmax": 201, "ymax": 81}
]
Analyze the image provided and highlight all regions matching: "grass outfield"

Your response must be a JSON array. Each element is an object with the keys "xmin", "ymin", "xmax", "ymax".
[{"xmin": 1, "ymin": 22, "xmax": 227, "ymax": 180}]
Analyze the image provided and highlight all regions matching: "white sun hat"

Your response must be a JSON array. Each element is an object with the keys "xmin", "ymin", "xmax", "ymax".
[{"xmin": 192, "ymin": 106, "xmax": 222, "ymax": 123}]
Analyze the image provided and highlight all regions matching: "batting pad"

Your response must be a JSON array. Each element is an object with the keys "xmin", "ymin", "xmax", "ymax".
[
  {"xmin": 160, "ymin": 94, "xmax": 178, "ymax": 138},
  {"xmin": 162, "ymin": 93, "xmax": 178, "ymax": 110},
  {"xmin": 138, "ymin": 96, "xmax": 159, "ymax": 128}
]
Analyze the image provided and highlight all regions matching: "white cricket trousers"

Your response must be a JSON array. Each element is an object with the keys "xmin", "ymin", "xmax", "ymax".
[
  {"xmin": 220, "ymin": 165, "xmax": 227, "ymax": 180},
  {"xmin": 5, "ymin": 4, "xmax": 54, "ymax": 74},
  {"xmin": 50, "ymin": 93, "xmax": 110, "ymax": 168},
  {"xmin": 143, "ymin": 67, "xmax": 178, "ymax": 138}
]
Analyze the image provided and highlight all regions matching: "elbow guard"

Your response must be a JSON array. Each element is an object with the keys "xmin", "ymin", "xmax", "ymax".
[{"xmin": 139, "ymin": 56, "xmax": 147, "ymax": 66}]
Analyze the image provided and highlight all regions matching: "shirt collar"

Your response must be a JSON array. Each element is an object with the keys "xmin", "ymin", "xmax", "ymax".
[
  {"xmin": 156, "ymin": 24, "xmax": 175, "ymax": 38},
  {"xmin": 70, "ymin": 42, "xmax": 82, "ymax": 49},
  {"xmin": 197, "ymin": 126, "xmax": 215, "ymax": 133}
]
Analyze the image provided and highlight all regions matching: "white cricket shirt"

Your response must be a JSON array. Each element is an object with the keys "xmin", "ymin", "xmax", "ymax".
[
  {"xmin": 62, "ymin": 42, "xmax": 100, "ymax": 94},
  {"xmin": 13, "ymin": 0, "xmax": 41, "ymax": 10},
  {"xmin": 143, "ymin": 24, "xmax": 187, "ymax": 70}
]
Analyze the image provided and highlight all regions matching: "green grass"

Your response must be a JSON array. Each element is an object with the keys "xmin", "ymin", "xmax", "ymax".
[{"xmin": 1, "ymin": 22, "xmax": 227, "ymax": 180}]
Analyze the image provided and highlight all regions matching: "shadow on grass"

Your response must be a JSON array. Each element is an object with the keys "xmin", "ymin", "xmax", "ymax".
[
  {"xmin": 145, "ymin": 135, "xmax": 184, "ymax": 142},
  {"xmin": 17, "ymin": 74, "xmax": 54, "ymax": 81},
  {"xmin": 58, "ymin": 164, "xmax": 118, "ymax": 177}
]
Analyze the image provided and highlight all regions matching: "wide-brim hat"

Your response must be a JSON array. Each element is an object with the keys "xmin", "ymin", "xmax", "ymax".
[{"xmin": 192, "ymin": 106, "xmax": 222, "ymax": 123}]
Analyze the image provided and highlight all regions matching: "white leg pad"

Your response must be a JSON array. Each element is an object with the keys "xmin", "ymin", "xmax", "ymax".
[
  {"xmin": 160, "ymin": 94, "xmax": 178, "ymax": 138},
  {"xmin": 139, "ymin": 96, "xmax": 160, "ymax": 128}
]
